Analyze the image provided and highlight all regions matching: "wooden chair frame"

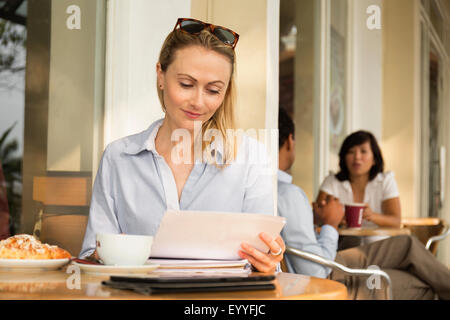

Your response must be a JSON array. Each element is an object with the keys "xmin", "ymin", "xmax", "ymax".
[{"xmin": 401, "ymin": 218, "xmax": 450, "ymax": 254}]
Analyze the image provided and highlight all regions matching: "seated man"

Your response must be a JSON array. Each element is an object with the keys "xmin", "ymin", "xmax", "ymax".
[{"xmin": 277, "ymin": 108, "xmax": 450, "ymax": 300}]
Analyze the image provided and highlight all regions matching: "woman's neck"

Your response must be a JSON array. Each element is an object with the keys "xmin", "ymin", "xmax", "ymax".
[
  {"xmin": 349, "ymin": 174, "xmax": 370, "ymax": 203},
  {"xmin": 349, "ymin": 174, "xmax": 369, "ymax": 188},
  {"xmin": 156, "ymin": 118, "xmax": 196, "ymax": 162}
]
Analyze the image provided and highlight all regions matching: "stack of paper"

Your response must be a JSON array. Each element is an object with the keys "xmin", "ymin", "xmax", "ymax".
[
  {"xmin": 151, "ymin": 210, "xmax": 286, "ymax": 260},
  {"xmin": 148, "ymin": 210, "xmax": 286, "ymax": 277},
  {"xmin": 148, "ymin": 258, "xmax": 251, "ymax": 276}
]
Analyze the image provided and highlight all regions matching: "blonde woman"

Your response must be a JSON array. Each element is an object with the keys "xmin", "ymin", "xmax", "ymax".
[{"xmin": 80, "ymin": 18, "xmax": 285, "ymax": 272}]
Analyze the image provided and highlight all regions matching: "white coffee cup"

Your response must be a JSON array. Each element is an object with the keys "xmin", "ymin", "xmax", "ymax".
[{"xmin": 96, "ymin": 233, "xmax": 153, "ymax": 266}]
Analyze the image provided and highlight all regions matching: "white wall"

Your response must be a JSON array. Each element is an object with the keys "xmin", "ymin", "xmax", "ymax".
[
  {"xmin": 266, "ymin": 0, "xmax": 280, "ymax": 215},
  {"xmin": 349, "ymin": 0, "xmax": 382, "ymax": 140},
  {"xmin": 103, "ymin": 0, "xmax": 191, "ymax": 147},
  {"xmin": 382, "ymin": 0, "xmax": 420, "ymax": 219},
  {"xmin": 47, "ymin": 0, "xmax": 103, "ymax": 171}
]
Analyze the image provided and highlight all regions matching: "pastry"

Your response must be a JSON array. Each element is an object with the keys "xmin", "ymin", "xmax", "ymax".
[{"xmin": 0, "ymin": 234, "xmax": 71, "ymax": 259}]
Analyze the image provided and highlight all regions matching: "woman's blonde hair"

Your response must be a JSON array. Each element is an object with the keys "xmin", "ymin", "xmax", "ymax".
[{"xmin": 157, "ymin": 29, "xmax": 237, "ymax": 167}]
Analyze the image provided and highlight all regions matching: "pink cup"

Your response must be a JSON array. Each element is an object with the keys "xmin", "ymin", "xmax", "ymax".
[{"xmin": 344, "ymin": 203, "xmax": 365, "ymax": 228}]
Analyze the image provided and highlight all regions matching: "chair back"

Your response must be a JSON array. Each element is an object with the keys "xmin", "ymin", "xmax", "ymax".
[
  {"xmin": 33, "ymin": 176, "xmax": 91, "ymax": 257},
  {"xmin": 280, "ymin": 258, "xmax": 289, "ymax": 273},
  {"xmin": 401, "ymin": 218, "xmax": 448, "ymax": 255},
  {"xmin": 40, "ymin": 214, "xmax": 88, "ymax": 257}
]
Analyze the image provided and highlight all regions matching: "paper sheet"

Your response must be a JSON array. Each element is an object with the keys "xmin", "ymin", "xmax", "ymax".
[
  {"xmin": 150, "ymin": 210, "xmax": 286, "ymax": 260},
  {"xmin": 148, "ymin": 258, "xmax": 249, "ymax": 269},
  {"xmin": 154, "ymin": 268, "xmax": 252, "ymax": 276}
]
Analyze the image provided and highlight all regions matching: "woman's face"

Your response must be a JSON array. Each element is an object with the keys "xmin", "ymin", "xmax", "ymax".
[
  {"xmin": 157, "ymin": 45, "xmax": 232, "ymax": 132},
  {"xmin": 345, "ymin": 141, "xmax": 375, "ymax": 178}
]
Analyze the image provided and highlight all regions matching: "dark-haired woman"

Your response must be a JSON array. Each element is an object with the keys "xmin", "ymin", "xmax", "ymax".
[{"xmin": 316, "ymin": 131, "xmax": 401, "ymax": 244}]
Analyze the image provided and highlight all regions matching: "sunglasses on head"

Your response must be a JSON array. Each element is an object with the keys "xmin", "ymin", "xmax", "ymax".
[{"xmin": 173, "ymin": 18, "xmax": 239, "ymax": 49}]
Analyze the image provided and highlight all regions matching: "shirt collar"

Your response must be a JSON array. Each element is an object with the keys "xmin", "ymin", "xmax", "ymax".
[
  {"xmin": 145, "ymin": 119, "xmax": 164, "ymax": 153},
  {"xmin": 123, "ymin": 118, "xmax": 224, "ymax": 161},
  {"xmin": 341, "ymin": 172, "xmax": 383, "ymax": 190},
  {"xmin": 374, "ymin": 172, "xmax": 383, "ymax": 182},
  {"xmin": 123, "ymin": 118, "xmax": 164, "ymax": 156},
  {"xmin": 277, "ymin": 170, "xmax": 293, "ymax": 184}
]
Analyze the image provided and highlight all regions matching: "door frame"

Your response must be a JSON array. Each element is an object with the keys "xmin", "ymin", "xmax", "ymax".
[{"xmin": 418, "ymin": 0, "xmax": 450, "ymax": 218}]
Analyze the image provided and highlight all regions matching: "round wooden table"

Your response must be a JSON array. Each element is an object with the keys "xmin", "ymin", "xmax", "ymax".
[
  {"xmin": 0, "ymin": 267, "xmax": 348, "ymax": 300},
  {"xmin": 338, "ymin": 227, "xmax": 411, "ymax": 237}
]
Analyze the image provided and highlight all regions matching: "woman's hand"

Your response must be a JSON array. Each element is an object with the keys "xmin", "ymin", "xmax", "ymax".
[
  {"xmin": 362, "ymin": 199, "xmax": 401, "ymax": 227},
  {"xmin": 312, "ymin": 196, "xmax": 345, "ymax": 230},
  {"xmin": 362, "ymin": 204, "xmax": 375, "ymax": 222},
  {"xmin": 87, "ymin": 250, "xmax": 101, "ymax": 263},
  {"xmin": 238, "ymin": 233, "xmax": 286, "ymax": 273}
]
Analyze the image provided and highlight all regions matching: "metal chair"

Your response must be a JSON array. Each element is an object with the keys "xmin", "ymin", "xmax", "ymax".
[
  {"xmin": 285, "ymin": 246, "xmax": 393, "ymax": 300},
  {"xmin": 426, "ymin": 226, "xmax": 450, "ymax": 250},
  {"xmin": 401, "ymin": 218, "xmax": 450, "ymax": 255}
]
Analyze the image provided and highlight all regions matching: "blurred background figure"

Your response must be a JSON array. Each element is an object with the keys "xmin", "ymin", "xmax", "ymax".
[
  {"xmin": 316, "ymin": 131, "xmax": 401, "ymax": 247},
  {"xmin": 278, "ymin": 108, "xmax": 450, "ymax": 300},
  {"xmin": 279, "ymin": 0, "xmax": 450, "ymax": 266}
]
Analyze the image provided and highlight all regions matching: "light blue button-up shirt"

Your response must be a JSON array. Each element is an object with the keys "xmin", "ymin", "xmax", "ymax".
[
  {"xmin": 277, "ymin": 170, "xmax": 338, "ymax": 278},
  {"xmin": 79, "ymin": 119, "xmax": 274, "ymax": 258}
]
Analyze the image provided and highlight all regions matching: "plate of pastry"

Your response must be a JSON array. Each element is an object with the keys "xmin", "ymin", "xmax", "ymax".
[{"xmin": 0, "ymin": 234, "xmax": 71, "ymax": 271}]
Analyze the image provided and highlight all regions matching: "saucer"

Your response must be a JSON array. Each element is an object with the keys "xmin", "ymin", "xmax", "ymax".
[{"xmin": 72, "ymin": 261, "xmax": 159, "ymax": 275}]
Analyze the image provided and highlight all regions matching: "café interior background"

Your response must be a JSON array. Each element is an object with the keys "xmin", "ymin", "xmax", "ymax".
[{"xmin": 1, "ymin": 0, "xmax": 450, "ymax": 264}]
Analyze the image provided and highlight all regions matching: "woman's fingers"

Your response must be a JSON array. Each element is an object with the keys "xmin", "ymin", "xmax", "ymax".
[
  {"xmin": 240, "ymin": 242, "xmax": 272, "ymax": 265},
  {"xmin": 275, "ymin": 235, "xmax": 286, "ymax": 252},
  {"xmin": 238, "ymin": 233, "xmax": 285, "ymax": 273},
  {"xmin": 260, "ymin": 233, "xmax": 282, "ymax": 256},
  {"xmin": 238, "ymin": 250, "xmax": 272, "ymax": 273}
]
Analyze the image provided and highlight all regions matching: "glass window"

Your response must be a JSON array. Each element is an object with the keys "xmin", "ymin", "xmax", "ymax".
[
  {"xmin": 328, "ymin": 0, "xmax": 348, "ymax": 174},
  {"xmin": 428, "ymin": 44, "xmax": 444, "ymax": 218},
  {"xmin": 430, "ymin": 0, "xmax": 444, "ymax": 42},
  {"xmin": 0, "ymin": 1, "xmax": 27, "ymax": 237},
  {"xmin": 279, "ymin": 0, "xmax": 320, "ymax": 200},
  {"xmin": 421, "ymin": 0, "xmax": 430, "ymax": 14},
  {"xmin": 279, "ymin": 0, "xmax": 349, "ymax": 199},
  {"xmin": 0, "ymin": 0, "xmax": 106, "ymax": 256}
]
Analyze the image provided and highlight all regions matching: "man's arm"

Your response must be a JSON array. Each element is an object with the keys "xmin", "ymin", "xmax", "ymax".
[{"xmin": 278, "ymin": 184, "xmax": 339, "ymax": 278}]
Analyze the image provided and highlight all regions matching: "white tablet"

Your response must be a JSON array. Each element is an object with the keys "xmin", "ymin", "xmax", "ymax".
[{"xmin": 150, "ymin": 210, "xmax": 286, "ymax": 260}]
